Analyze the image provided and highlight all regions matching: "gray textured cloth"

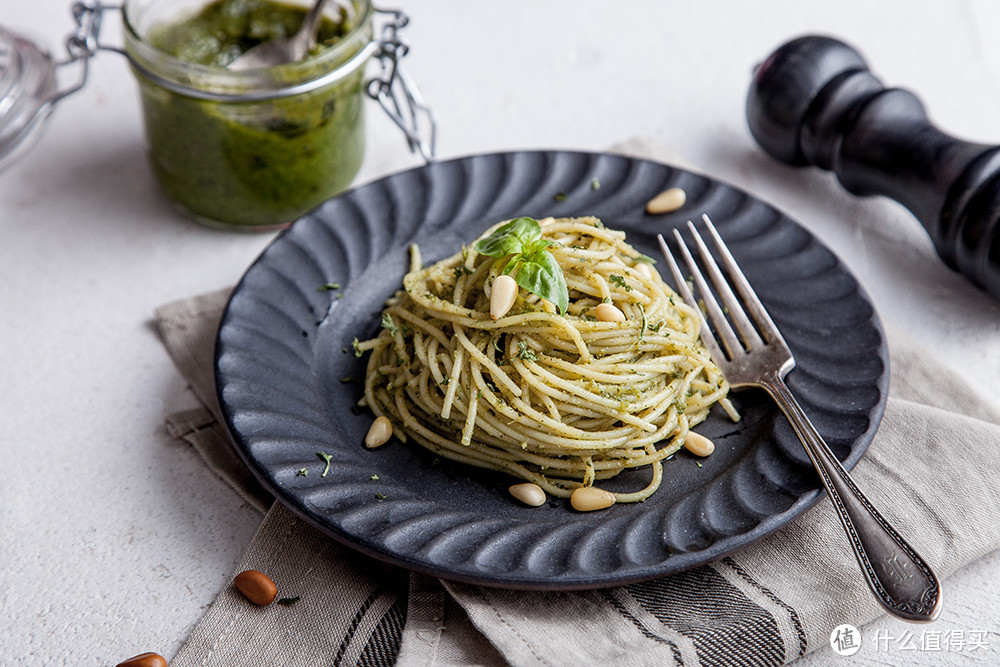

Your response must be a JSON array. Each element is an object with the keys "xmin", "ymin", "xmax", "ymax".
[{"xmin": 154, "ymin": 216, "xmax": 1000, "ymax": 666}]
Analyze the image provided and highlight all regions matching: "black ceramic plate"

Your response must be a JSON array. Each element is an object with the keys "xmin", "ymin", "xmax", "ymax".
[{"xmin": 215, "ymin": 150, "xmax": 889, "ymax": 590}]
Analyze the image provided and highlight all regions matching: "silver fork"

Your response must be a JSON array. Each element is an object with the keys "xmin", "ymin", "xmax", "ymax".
[{"xmin": 658, "ymin": 214, "xmax": 942, "ymax": 623}]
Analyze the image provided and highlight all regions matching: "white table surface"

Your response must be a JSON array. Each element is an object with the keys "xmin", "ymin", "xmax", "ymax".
[{"xmin": 3, "ymin": 1, "xmax": 999, "ymax": 664}]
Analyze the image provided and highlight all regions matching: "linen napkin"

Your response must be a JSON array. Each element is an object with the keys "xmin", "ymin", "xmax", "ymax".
[{"xmin": 155, "ymin": 198, "xmax": 1000, "ymax": 666}]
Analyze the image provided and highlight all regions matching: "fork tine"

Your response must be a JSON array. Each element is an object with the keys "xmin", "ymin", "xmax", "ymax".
[
  {"xmin": 658, "ymin": 228, "xmax": 743, "ymax": 360},
  {"xmin": 685, "ymin": 219, "xmax": 765, "ymax": 352},
  {"xmin": 699, "ymin": 214, "xmax": 788, "ymax": 348},
  {"xmin": 671, "ymin": 227, "xmax": 745, "ymax": 359},
  {"xmin": 656, "ymin": 233, "xmax": 726, "ymax": 363}
]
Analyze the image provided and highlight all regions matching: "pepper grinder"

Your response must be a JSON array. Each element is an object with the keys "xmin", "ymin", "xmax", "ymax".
[{"xmin": 746, "ymin": 35, "xmax": 1000, "ymax": 301}]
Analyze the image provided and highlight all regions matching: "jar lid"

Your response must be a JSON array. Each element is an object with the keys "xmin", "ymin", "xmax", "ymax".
[{"xmin": 0, "ymin": 26, "xmax": 58, "ymax": 170}]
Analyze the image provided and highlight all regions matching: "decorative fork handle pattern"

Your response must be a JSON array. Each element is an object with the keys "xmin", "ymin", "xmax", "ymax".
[
  {"xmin": 661, "ymin": 216, "xmax": 943, "ymax": 622},
  {"xmin": 763, "ymin": 370, "xmax": 942, "ymax": 622}
]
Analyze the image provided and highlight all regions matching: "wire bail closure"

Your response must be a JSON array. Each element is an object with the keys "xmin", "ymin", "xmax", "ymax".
[
  {"xmin": 52, "ymin": 0, "xmax": 114, "ymax": 104},
  {"xmin": 48, "ymin": 0, "xmax": 435, "ymax": 162},
  {"xmin": 367, "ymin": 8, "xmax": 436, "ymax": 162}
]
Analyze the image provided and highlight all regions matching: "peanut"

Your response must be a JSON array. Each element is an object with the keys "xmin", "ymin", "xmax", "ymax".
[
  {"xmin": 115, "ymin": 653, "xmax": 167, "ymax": 667},
  {"xmin": 234, "ymin": 569, "xmax": 277, "ymax": 606}
]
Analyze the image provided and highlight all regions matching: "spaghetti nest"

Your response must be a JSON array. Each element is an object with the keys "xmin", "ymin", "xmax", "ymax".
[{"xmin": 357, "ymin": 216, "xmax": 735, "ymax": 503}]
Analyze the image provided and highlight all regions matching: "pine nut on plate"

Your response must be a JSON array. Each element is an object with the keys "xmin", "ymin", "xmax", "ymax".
[
  {"xmin": 594, "ymin": 302, "xmax": 626, "ymax": 322},
  {"xmin": 490, "ymin": 274, "xmax": 519, "ymax": 320},
  {"xmin": 684, "ymin": 431, "xmax": 715, "ymax": 457},
  {"xmin": 570, "ymin": 486, "xmax": 616, "ymax": 511},
  {"xmin": 366, "ymin": 415, "xmax": 393, "ymax": 448},
  {"xmin": 509, "ymin": 482, "xmax": 547, "ymax": 506},
  {"xmin": 646, "ymin": 187, "xmax": 687, "ymax": 214}
]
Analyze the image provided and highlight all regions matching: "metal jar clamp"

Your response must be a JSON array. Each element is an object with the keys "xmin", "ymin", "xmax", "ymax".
[{"xmin": 0, "ymin": 0, "xmax": 435, "ymax": 169}]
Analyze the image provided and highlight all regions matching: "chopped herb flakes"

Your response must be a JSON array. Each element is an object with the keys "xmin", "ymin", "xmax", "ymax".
[
  {"xmin": 317, "ymin": 452, "xmax": 332, "ymax": 477},
  {"xmin": 317, "ymin": 282, "xmax": 341, "ymax": 291},
  {"xmin": 277, "ymin": 596, "xmax": 300, "ymax": 606},
  {"xmin": 609, "ymin": 274, "xmax": 632, "ymax": 291},
  {"xmin": 381, "ymin": 314, "xmax": 399, "ymax": 336},
  {"xmin": 515, "ymin": 341, "xmax": 538, "ymax": 363},
  {"xmin": 296, "ymin": 468, "xmax": 308, "ymax": 477}
]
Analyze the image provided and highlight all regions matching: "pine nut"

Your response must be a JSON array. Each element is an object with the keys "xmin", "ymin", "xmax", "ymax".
[
  {"xmin": 634, "ymin": 262, "xmax": 654, "ymax": 281},
  {"xmin": 570, "ymin": 486, "xmax": 616, "ymax": 512},
  {"xmin": 595, "ymin": 302, "xmax": 626, "ymax": 322},
  {"xmin": 684, "ymin": 431, "xmax": 715, "ymax": 457},
  {"xmin": 646, "ymin": 187, "xmax": 687, "ymax": 214},
  {"xmin": 234, "ymin": 569, "xmax": 277, "ymax": 606},
  {"xmin": 509, "ymin": 482, "xmax": 547, "ymax": 507},
  {"xmin": 490, "ymin": 274, "xmax": 518, "ymax": 320},
  {"xmin": 538, "ymin": 216, "xmax": 556, "ymax": 226},
  {"xmin": 365, "ymin": 415, "xmax": 393, "ymax": 448},
  {"xmin": 115, "ymin": 653, "xmax": 167, "ymax": 667}
]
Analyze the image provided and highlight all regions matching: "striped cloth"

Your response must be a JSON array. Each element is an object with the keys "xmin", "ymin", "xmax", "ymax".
[{"xmin": 155, "ymin": 268, "xmax": 1000, "ymax": 666}]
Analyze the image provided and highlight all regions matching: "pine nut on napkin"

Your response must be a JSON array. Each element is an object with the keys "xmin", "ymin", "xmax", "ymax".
[{"xmin": 155, "ymin": 179, "xmax": 1000, "ymax": 667}]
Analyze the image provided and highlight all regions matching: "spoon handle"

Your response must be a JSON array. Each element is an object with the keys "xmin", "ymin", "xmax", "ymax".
[{"xmin": 302, "ymin": 0, "xmax": 334, "ymax": 52}]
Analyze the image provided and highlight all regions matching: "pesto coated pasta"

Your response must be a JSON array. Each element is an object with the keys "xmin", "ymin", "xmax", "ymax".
[{"xmin": 355, "ymin": 216, "xmax": 737, "ymax": 503}]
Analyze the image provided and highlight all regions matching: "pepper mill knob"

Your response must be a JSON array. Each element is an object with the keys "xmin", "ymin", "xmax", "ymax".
[{"xmin": 746, "ymin": 34, "xmax": 1000, "ymax": 301}]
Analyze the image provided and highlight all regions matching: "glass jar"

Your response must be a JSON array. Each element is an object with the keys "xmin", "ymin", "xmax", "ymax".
[{"xmin": 122, "ymin": 0, "xmax": 375, "ymax": 230}]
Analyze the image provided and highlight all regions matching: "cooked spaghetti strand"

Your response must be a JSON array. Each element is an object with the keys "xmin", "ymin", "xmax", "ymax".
[{"xmin": 359, "ymin": 216, "xmax": 735, "ymax": 502}]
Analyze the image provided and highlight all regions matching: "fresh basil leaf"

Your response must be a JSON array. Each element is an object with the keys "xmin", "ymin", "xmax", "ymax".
[
  {"xmin": 474, "ymin": 217, "xmax": 541, "ymax": 257},
  {"xmin": 502, "ymin": 254, "xmax": 523, "ymax": 276},
  {"xmin": 475, "ymin": 216, "xmax": 568, "ymax": 315},
  {"xmin": 523, "ymin": 237, "xmax": 553, "ymax": 256},
  {"xmin": 514, "ymin": 249, "xmax": 569, "ymax": 315}
]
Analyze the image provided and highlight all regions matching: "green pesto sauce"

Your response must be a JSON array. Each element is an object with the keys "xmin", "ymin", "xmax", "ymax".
[
  {"xmin": 150, "ymin": 0, "xmax": 349, "ymax": 68},
  {"xmin": 139, "ymin": 0, "xmax": 366, "ymax": 228}
]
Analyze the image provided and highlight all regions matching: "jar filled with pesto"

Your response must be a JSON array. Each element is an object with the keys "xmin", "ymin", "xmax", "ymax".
[{"xmin": 122, "ymin": 0, "xmax": 420, "ymax": 230}]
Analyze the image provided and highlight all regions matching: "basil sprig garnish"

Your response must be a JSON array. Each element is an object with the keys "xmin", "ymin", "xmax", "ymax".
[{"xmin": 474, "ymin": 217, "xmax": 569, "ymax": 315}]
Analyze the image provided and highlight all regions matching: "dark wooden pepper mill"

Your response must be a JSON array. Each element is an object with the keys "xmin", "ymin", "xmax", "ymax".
[{"xmin": 746, "ymin": 34, "xmax": 1000, "ymax": 301}]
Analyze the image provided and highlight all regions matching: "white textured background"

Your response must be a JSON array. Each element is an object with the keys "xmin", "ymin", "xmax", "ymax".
[{"xmin": 2, "ymin": 1, "xmax": 999, "ymax": 664}]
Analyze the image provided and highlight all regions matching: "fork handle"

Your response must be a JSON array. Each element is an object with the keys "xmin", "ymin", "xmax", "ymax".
[{"xmin": 763, "ymin": 372, "xmax": 942, "ymax": 622}]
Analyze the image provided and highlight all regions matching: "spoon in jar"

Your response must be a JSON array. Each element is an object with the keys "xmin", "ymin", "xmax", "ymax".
[{"xmin": 227, "ymin": 0, "xmax": 334, "ymax": 70}]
